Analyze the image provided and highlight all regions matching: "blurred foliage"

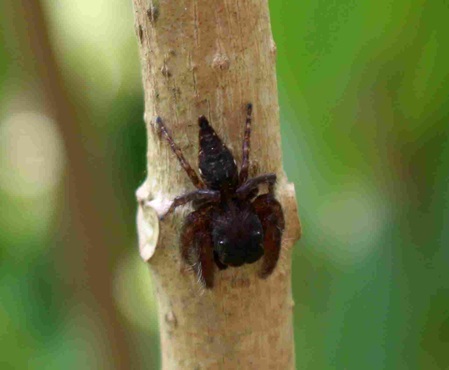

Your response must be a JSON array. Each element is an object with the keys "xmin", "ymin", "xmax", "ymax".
[{"xmin": 0, "ymin": 0, "xmax": 448, "ymax": 369}]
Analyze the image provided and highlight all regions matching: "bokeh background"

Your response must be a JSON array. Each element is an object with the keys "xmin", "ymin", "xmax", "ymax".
[{"xmin": 1, "ymin": 0, "xmax": 448, "ymax": 369}]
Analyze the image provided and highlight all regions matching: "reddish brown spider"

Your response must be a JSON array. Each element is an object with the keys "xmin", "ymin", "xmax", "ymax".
[{"xmin": 156, "ymin": 104, "xmax": 284, "ymax": 288}]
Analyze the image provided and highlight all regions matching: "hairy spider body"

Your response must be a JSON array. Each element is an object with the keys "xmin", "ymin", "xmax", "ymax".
[{"xmin": 157, "ymin": 104, "xmax": 284, "ymax": 288}]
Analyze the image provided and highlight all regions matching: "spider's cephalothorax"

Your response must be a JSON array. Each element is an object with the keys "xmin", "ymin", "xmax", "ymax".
[{"xmin": 156, "ymin": 104, "xmax": 285, "ymax": 288}]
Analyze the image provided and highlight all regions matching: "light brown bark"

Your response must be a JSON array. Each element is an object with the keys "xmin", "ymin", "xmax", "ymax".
[{"xmin": 132, "ymin": 1, "xmax": 301, "ymax": 368}]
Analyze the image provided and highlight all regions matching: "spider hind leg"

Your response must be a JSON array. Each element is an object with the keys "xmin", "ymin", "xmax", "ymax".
[{"xmin": 237, "ymin": 173, "xmax": 277, "ymax": 199}]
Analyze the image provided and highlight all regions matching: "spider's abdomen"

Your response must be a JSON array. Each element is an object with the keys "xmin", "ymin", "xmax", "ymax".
[{"xmin": 198, "ymin": 116, "xmax": 238, "ymax": 191}]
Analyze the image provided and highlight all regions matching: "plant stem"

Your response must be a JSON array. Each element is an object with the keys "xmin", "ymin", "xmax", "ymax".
[{"xmin": 132, "ymin": 1, "xmax": 301, "ymax": 368}]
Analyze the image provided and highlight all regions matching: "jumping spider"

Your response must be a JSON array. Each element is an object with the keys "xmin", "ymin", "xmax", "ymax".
[{"xmin": 156, "ymin": 104, "xmax": 285, "ymax": 288}]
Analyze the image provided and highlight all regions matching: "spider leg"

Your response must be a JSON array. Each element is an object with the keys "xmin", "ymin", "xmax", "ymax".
[
  {"xmin": 253, "ymin": 193, "xmax": 285, "ymax": 278},
  {"xmin": 239, "ymin": 103, "xmax": 253, "ymax": 185},
  {"xmin": 160, "ymin": 189, "xmax": 220, "ymax": 220},
  {"xmin": 180, "ymin": 206, "xmax": 215, "ymax": 288},
  {"xmin": 156, "ymin": 116, "xmax": 205, "ymax": 189},
  {"xmin": 236, "ymin": 173, "xmax": 277, "ymax": 199}
]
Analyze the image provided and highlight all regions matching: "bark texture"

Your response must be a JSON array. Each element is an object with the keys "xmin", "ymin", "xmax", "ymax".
[{"xmin": 133, "ymin": 1, "xmax": 301, "ymax": 368}]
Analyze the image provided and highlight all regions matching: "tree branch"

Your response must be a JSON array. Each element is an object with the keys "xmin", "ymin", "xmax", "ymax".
[
  {"xmin": 132, "ymin": 0, "xmax": 301, "ymax": 368},
  {"xmin": 11, "ymin": 1, "xmax": 134, "ymax": 368}
]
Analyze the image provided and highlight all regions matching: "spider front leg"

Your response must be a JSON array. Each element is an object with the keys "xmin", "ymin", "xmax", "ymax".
[
  {"xmin": 160, "ymin": 189, "xmax": 220, "ymax": 220},
  {"xmin": 239, "ymin": 103, "xmax": 253, "ymax": 185},
  {"xmin": 253, "ymin": 193, "xmax": 285, "ymax": 278},
  {"xmin": 180, "ymin": 206, "xmax": 215, "ymax": 288},
  {"xmin": 156, "ymin": 116, "xmax": 205, "ymax": 189}
]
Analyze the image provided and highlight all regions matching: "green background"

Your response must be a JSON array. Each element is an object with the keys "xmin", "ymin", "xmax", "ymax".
[{"xmin": 1, "ymin": 0, "xmax": 448, "ymax": 369}]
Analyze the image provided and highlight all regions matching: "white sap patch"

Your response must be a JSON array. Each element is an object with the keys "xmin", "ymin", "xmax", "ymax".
[
  {"xmin": 136, "ymin": 205, "xmax": 159, "ymax": 262},
  {"xmin": 136, "ymin": 184, "xmax": 166, "ymax": 261}
]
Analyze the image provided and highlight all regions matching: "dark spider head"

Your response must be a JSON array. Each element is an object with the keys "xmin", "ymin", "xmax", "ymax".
[
  {"xmin": 198, "ymin": 116, "xmax": 239, "ymax": 191},
  {"xmin": 212, "ymin": 201, "xmax": 264, "ymax": 267}
]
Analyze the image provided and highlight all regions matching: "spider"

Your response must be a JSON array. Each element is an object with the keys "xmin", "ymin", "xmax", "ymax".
[{"xmin": 156, "ymin": 104, "xmax": 285, "ymax": 288}]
